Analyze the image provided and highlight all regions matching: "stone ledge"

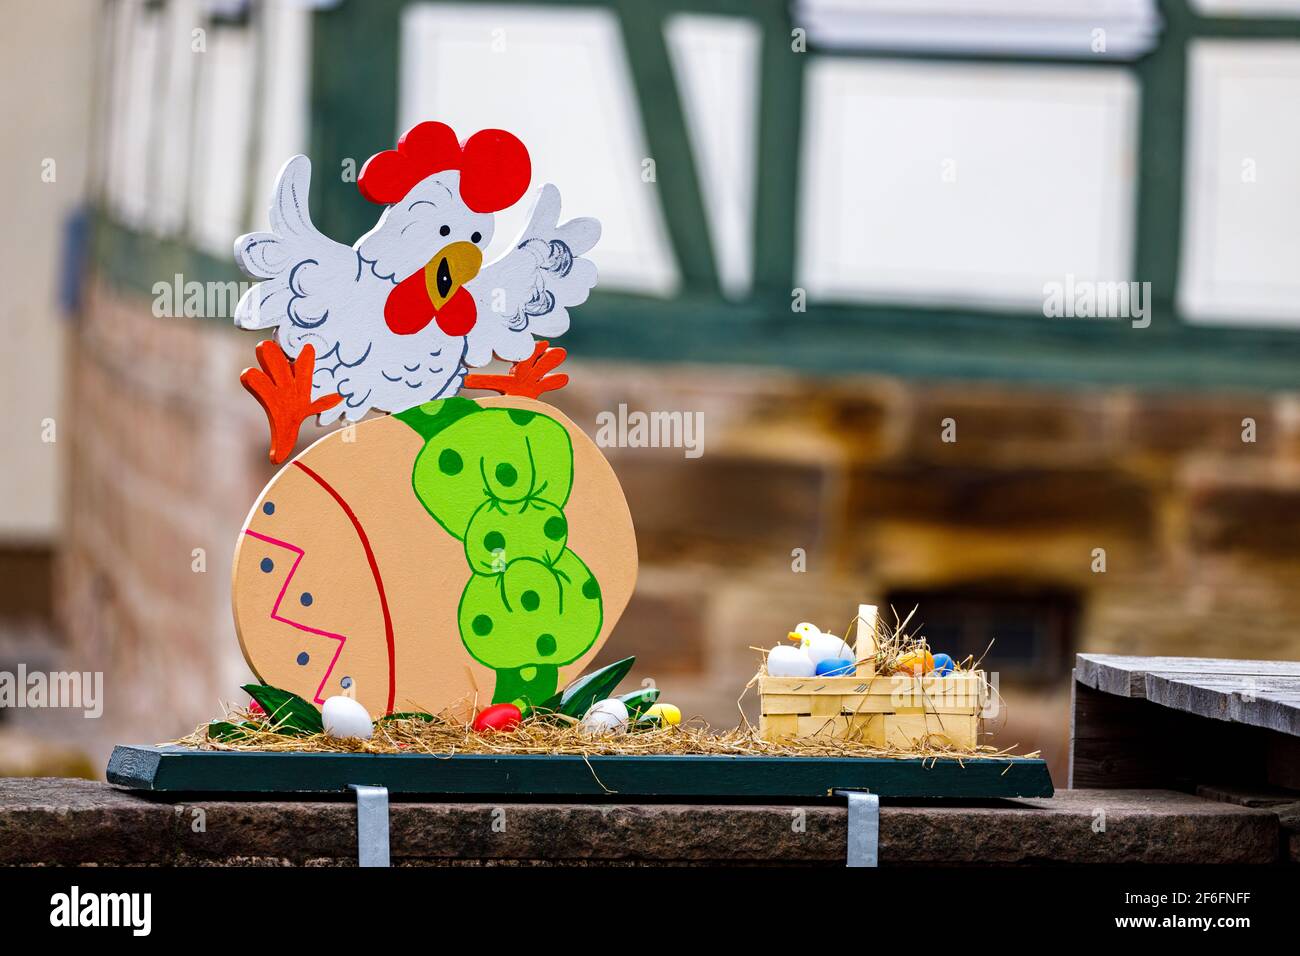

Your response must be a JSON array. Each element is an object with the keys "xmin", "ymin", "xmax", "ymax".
[{"xmin": 0, "ymin": 779, "xmax": 1282, "ymax": 866}]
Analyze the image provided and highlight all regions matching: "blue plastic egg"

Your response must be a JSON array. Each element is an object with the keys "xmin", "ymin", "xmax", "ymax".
[
  {"xmin": 815, "ymin": 657, "xmax": 855, "ymax": 677},
  {"xmin": 933, "ymin": 653, "xmax": 955, "ymax": 676}
]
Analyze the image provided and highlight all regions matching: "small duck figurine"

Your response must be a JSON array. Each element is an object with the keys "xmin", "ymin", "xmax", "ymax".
[{"xmin": 787, "ymin": 622, "xmax": 854, "ymax": 668}]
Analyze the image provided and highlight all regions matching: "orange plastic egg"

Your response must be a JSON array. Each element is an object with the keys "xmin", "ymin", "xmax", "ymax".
[{"xmin": 895, "ymin": 651, "xmax": 934, "ymax": 676}]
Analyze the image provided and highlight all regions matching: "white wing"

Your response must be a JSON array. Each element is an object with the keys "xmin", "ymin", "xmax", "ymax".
[
  {"xmin": 464, "ymin": 184, "xmax": 600, "ymax": 366},
  {"xmin": 233, "ymin": 155, "xmax": 365, "ymax": 366}
]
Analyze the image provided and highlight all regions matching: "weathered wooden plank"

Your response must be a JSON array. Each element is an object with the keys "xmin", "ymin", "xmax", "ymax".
[
  {"xmin": 1267, "ymin": 736, "xmax": 1300, "ymax": 791},
  {"xmin": 106, "ymin": 745, "xmax": 1053, "ymax": 799},
  {"xmin": 1076, "ymin": 654, "xmax": 1300, "ymax": 699},
  {"xmin": 1071, "ymin": 666, "xmax": 1277, "ymax": 790},
  {"xmin": 1070, "ymin": 678, "xmax": 1178, "ymax": 789},
  {"xmin": 1141, "ymin": 677, "xmax": 1300, "ymax": 693},
  {"xmin": 1138, "ymin": 675, "xmax": 1300, "ymax": 736}
]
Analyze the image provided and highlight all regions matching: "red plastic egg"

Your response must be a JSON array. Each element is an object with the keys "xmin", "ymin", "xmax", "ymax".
[{"xmin": 473, "ymin": 703, "xmax": 523, "ymax": 733}]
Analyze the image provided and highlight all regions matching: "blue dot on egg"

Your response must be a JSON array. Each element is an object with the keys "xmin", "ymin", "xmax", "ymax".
[
  {"xmin": 262, "ymin": 501, "xmax": 275, "ymax": 516},
  {"xmin": 260, "ymin": 557, "xmax": 274, "ymax": 573},
  {"xmin": 300, "ymin": 592, "xmax": 313, "ymax": 607},
  {"xmin": 296, "ymin": 652, "xmax": 309, "ymax": 666}
]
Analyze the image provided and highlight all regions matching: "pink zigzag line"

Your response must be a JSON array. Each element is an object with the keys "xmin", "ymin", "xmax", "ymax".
[{"xmin": 245, "ymin": 529, "xmax": 346, "ymax": 705}]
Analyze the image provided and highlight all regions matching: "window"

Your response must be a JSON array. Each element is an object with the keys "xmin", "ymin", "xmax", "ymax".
[
  {"xmin": 884, "ymin": 587, "xmax": 1079, "ymax": 681},
  {"xmin": 1191, "ymin": 0, "xmax": 1300, "ymax": 16},
  {"xmin": 796, "ymin": 58, "xmax": 1140, "ymax": 311},
  {"xmin": 1179, "ymin": 40, "xmax": 1300, "ymax": 327},
  {"xmin": 108, "ymin": 0, "xmax": 163, "ymax": 229},
  {"xmin": 152, "ymin": 0, "xmax": 202, "ymax": 236},
  {"xmin": 250, "ymin": 0, "xmax": 312, "ymax": 222},
  {"xmin": 187, "ymin": 19, "xmax": 256, "ymax": 255},
  {"xmin": 665, "ymin": 13, "xmax": 761, "ymax": 300},
  {"xmin": 794, "ymin": 0, "xmax": 1162, "ymax": 59}
]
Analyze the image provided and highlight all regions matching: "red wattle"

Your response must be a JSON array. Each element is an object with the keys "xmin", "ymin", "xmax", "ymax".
[
  {"xmin": 435, "ymin": 286, "xmax": 478, "ymax": 336},
  {"xmin": 384, "ymin": 271, "xmax": 436, "ymax": 335}
]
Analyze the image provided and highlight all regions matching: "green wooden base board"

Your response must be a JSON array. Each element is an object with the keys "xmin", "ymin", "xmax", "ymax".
[{"xmin": 107, "ymin": 745, "xmax": 1053, "ymax": 799}]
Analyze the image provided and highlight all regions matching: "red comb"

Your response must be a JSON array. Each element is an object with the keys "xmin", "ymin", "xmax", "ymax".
[{"xmin": 357, "ymin": 121, "xmax": 531, "ymax": 213}]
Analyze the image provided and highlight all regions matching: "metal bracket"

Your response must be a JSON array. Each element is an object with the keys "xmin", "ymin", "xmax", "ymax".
[
  {"xmin": 348, "ymin": 784, "xmax": 390, "ymax": 867},
  {"xmin": 834, "ymin": 789, "xmax": 880, "ymax": 867}
]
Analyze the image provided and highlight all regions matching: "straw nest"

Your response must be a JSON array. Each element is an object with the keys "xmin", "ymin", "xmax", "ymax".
[
  {"xmin": 173, "ymin": 608, "xmax": 1033, "ymax": 764},
  {"xmin": 173, "ymin": 709, "xmax": 1028, "ymax": 763}
]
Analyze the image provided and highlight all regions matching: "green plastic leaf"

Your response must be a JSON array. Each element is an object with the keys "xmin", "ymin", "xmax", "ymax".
[
  {"xmin": 616, "ymin": 687, "xmax": 661, "ymax": 720},
  {"xmin": 538, "ymin": 656, "xmax": 636, "ymax": 719},
  {"xmin": 241, "ymin": 683, "xmax": 324, "ymax": 736},
  {"xmin": 207, "ymin": 720, "xmax": 256, "ymax": 742}
]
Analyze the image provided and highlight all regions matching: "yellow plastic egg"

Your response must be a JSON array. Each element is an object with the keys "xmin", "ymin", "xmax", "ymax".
[{"xmin": 646, "ymin": 703, "xmax": 681, "ymax": 726}]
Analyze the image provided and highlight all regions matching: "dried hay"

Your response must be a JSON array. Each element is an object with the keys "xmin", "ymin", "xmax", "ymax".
[{"xmin": 172, "ymin": 608, "xmax": 1031, "ymax": 765}]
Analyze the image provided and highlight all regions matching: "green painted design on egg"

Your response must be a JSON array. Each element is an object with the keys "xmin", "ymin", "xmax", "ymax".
[
  {"xmin": 463, "ymin": 497, "xmax": 568, "ymax": 573},
  {"xmin": 405, "ymin": 404, "xmax": 602, "ymax": 706}
]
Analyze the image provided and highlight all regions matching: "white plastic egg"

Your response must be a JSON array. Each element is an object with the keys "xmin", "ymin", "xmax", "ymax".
[
  {"xmin": 578, "ymin": 698, "xmax": 629, "ymax": 735},
  {"xmin": 767, "ymin": 645, "xmax": 816, "ymax": 677},
  {"xmin": 322, "ymin": 695, "xmax": 374, "ymax": 740}
]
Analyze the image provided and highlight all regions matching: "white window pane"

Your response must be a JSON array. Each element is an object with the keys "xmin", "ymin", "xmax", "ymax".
[
  {"xmin": 151, "ymin": 0, "xmax": 202, "ymax": 236},
  {"xmin": 188, "ymin": 24, "xmax": 255, "ymax": 256},
  {"xmin": 797, "ymin": 58, "xmax": 1139, "ymax": 311},
  {"xmin": 111, "ymin": 1, "xmax": 162, "ymax": 228},
  {"xmin": 251, "ymin": 0, "xmax": 312, "ymax": 222},
  {"xmin": 1191, "ymin": 0, "xmax": 1300, "ymax": 17},
  {"xmin": 91, "ymin": 0, "xmax": 121, "ymax": 202},
  {"xmin": 665, "ymin": 13, "xmax": 761, "ymax": 299},
  {"xmin": 104, "ymin": 0, "xmax": 135, "ymax": 212},
  {"xmin": 795, "ymin": 0, "xmax": 1162, "ymax": 60},
  {"xmin": 399, "ymin": 3, "xmax": 679, "ymax": 296},
  {"xmin": 1180, "ymin": 41, "xmax": 1300, "ymax": 327}
]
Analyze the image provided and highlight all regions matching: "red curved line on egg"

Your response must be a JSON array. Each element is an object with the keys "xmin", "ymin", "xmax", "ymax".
[{"xmin": 293, "ymin": 460, "xmax": 397, "ymax": 716}]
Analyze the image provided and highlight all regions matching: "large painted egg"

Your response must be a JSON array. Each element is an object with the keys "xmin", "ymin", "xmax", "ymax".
[{"xmin": 231, "ymin": 396, "xmax": 638, "ymax": 719}]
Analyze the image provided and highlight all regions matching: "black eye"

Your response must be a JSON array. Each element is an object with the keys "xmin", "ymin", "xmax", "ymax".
[
  {"xmin": 471, "ymin": 231, "xmax": 482, "ymax": 244},
  {"xmin": 439, "ymin": 224, "xmax": 450, "ymax": 237}
]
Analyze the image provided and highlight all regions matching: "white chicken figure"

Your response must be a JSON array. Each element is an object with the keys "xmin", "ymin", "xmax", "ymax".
[
  {"xmin": 788, "ymin": 622, "xmax": 854, "ymax": 667},
  {"xmin": 232, "ymin": 121, "xmax": 599, "ymax": 463}
]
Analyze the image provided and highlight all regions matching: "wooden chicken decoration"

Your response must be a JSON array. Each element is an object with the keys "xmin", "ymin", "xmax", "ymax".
[
  {"xmin": 229, "ymin": 122, "xmax": 637, "ymax": 719},
  {"xmin": 234, "ymin": 122, "xmax": 597, "ymax": 459}
]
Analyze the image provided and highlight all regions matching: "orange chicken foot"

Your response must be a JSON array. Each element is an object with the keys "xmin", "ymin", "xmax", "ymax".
[
  {"xmin": 240, "ymin": 341, "xmax": 342, "ymax": 465},
  {"xmin": 463, "ymin": 340, "xmax": 569, "ymax": 398}
]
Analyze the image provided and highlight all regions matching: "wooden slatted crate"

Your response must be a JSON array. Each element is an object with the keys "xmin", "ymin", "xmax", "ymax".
[{"xmin": 757, "ymin": 605, "xmax": 988, "ymax": 749}]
